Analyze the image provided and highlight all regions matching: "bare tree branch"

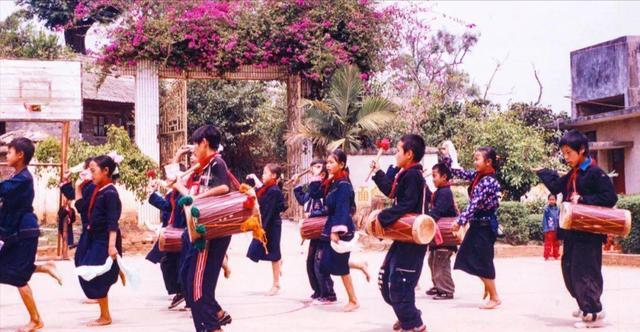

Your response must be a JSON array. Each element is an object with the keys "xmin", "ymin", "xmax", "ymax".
[
  {"xmin": 483, "ymin": 58, "xmax": 504, "ymax": 100},
  {"xmin": 532, "ymin": 63, "xmax": 543, "ymax": 105}
]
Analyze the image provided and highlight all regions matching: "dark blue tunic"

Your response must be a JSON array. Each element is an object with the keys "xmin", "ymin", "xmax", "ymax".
[
  {"xmin": 294, "ymin": 181, "xmax": 326, "ymax": 217},
  {"xmin": 247, "ymin": 185, "xmax": 285, "ymax": 262},
  {"xmin": 63, "ymin": 181, "xmax": 96, "ymax": 267},
  {"xmin": 78, "ymin": 184, "xmax": 123, "ymax": 299},
  {"xmin": 146, "ymin": 191, "xmax": 186, "ymax": 264},
  {"xmin": 319, "ymin": 179, "xmax": 355, "ymax": 276},
  {"xmin": 373, "ymin": 164, "xmax": 428, "ymax": 330},
  {"xmin": 0, "ymin": 168, "xmax": 40, "ymax": 287}
]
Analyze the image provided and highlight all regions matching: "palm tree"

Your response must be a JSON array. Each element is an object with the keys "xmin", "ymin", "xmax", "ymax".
[{"xmin": 289, "ymin": 65, "xmax": 397, "ymax": 154}]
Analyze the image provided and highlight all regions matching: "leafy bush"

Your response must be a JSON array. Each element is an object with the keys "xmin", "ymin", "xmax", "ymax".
[
  {"xmin": 523, "ymin": 199, "xmax": 547, "ymax": 215},
  {"xmin": 452, "ymin": 186, "xmax": 468, "ymax": 212},
  {"xmin": 618, "ymin": 195, "xmax": 640, "ymax": 254},
  {"xmin": 34, "ymin": 126, "xmax": 156, "ymax": 201},
  {"xmin": 497, "ymin": 201, "xmax": 530, "ymax": 245},
  {"xmin": 527, "ymin": 214, "xmax": 544, "ymax": 242}
]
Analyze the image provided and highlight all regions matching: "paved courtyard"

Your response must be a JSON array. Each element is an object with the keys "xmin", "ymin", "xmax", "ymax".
[{"xmin": 1, "ymin": 222, "xmax": 639, "ymax": 332}]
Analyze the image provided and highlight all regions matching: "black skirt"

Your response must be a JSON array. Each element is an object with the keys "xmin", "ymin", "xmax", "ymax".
[
  {"xmin": 319, "ymin": 241, "xmax": 350, "ymax": 276},
  {"xmin": 454, "ymin": 223, "xmax": 496, "ymax": 279},
  {"xmin": 247, "ymin": 222, "xmax": 282, "ymax": 262}
]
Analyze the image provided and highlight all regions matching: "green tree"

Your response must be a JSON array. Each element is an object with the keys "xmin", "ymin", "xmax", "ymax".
[
  {"xmin": 420, "ymin": 101, "xmax": 492, "ymax": 147},
  {"xmin": 0, "ymin": 10, "xmax": 72, "ymax": 59},
  {"xmin": 17, "ymin": 0, "xmax": 121, "ymax": 54},
  {"xmin": 187, "ymin": 80, "xmax": 286, "ymax": 177},
  {"xmin": 506, "ymin": 102, "xmax": 569, "ymax": 145},
  {"xmin": 453, "ymin": 112, "xmax": 551, "ymax": 200},
  {"xmin": 290, "ymin": 65, "xmax": 397, "ymax": 154},
  {"xmin": 34, "ymin": 126, "xmax": 156, "ymax": 201}
]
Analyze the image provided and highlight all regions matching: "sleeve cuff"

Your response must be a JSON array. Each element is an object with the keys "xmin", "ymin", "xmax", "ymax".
[{"xmin": 331, "ymin": 225, "xmax": 348, "ymax": 234}]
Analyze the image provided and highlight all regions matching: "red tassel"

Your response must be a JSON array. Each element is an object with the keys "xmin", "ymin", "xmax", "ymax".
[{"xmin": 243, "ymin": 196, "xmax": 256, "ymax": 210}]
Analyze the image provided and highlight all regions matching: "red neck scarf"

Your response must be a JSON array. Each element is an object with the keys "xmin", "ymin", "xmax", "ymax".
[
  {"xmin": 390, "ymin": 163, "xmax": 420, "ymax": 199},
  {"xmin": 469, "ymin": 166, "xmax": 496, "ymax": 196},
  {"xmin": 87, "ymin": 179, "xmax": 113, "ymax": 227},
  {"xmin": 256, "ymin": 179, "xmax": 278, "ymax": 199},
  {"xmin": 566, "ymin": 158, "xmax": 596, "ymax": 196},
  {"xmin": 168, "ymin": 191, "xmax": 177, "ymax": 226},
  {"xmin": 323, "ymin": 170, "xmax": 349, "ymax": 197},
  {"xmin": 187, "ymin": 152, "xmax": 218, "ymax": 189}
]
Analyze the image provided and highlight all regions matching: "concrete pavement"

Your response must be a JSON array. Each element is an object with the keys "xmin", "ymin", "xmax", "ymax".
[{"xmin": 1, "ymin": 222, "xmax": 639, "ymax": 332}]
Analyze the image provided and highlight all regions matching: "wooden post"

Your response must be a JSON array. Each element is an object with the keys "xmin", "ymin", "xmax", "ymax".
[
  {"xmin": 285, "ymin": 74, "xmax": 312, "ymax": 222},
  {"xmin": 58, "ymin": 121, "xmax": 70, "ymax": 259},
  {"xmin": 135, "ymin": 60, "xmax": 161, "ymax": 230}
]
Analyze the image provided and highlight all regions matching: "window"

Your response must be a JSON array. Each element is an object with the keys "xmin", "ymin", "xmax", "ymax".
[
  {"xmin": 93, "ymin": 115, "xmax": 106, "ymax": 137},
  {"xmin": 576, "ymin": 94, "xmax": 625, "ymax": 117}
]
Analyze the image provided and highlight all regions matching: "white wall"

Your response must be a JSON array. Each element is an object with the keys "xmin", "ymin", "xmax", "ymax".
[{"xmin": 347, "ymin": 152, "xmax": 439, "ymax": 193}]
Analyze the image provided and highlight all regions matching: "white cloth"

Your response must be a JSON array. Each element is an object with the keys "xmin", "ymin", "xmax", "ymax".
[
  {"xmin": 75, "ymin": 255, "xmax": 140, "ymax": 289},
  {"xmin": 330, "ymin": 239, "xmax": 355, "ymax": 254},
  {"xmin": 75, "ymin": 258, "xmax": 114, "ymax": 282},
  {"xmin": 116, "ymin": 255, "xmax": 140, "ymax": 289}
]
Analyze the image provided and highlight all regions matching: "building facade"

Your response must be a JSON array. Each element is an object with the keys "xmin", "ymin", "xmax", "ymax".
[{"xmin": 564, "ymin": 36, "xmax": 640, "ymax": 194}]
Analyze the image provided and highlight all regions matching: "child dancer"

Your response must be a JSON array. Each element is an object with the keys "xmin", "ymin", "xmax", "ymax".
[
  {"xmin": 446, "ymin": 145, "xmax": 502, "ymax": 309},
  {"xmin": 291, "ymin": 160, "xmax": 336, "ymax": 303},
  {"xmin": 146, "ymin": 176, "xmax": 187, "ymax": 309},
  {"xmin": 370, "ymin": 134, "xmax": 429, "ymax": 332},
  {"xmin": 247, "ymin": 163, "xmax": 286, "ymax": 296},
  {"xmin": 535, "ymin": 129, "xmax": 617, "ymax": 328},
  {"xmin": 76, "ymin": 155, "xmax": 122, "ymax": 326},
  {"xmin": 425, "ymin": 162, "xmax": 458, "ymax": 300},
  {"xmin": 172, "ymin": 125, "xmax": 233, "ymax": 332},
  {"xmin": 57, "ymin": 196, "xmax": 76, "ymax": 249},
  {"xmin": 0, "ymin": 137, "xmax": 61, "ymax": 332},
  {"xmin": 541, "ymin": 193, "xmax": 560, "ymax": 260},
  {"xmin": 319, "ymin": 149, "xmax": 359, "ymax": 312}
]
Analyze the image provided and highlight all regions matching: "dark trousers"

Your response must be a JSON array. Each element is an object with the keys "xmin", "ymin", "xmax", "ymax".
[
  {"xmin": 186, "ymin": 236, "xmax": 231, "ymax": 332},
  {"xmin": 379, "ymin": 242, "xmax": 427, "ymax": 330},
  {"xmin": 427, "ymin": 248, "xmax": 455, "ymax": 294},
  {"xmin": 58, "ymin": 222, "xmax": 74, "ymax": 245},
  {"xmin": 160, "ymin": 252, "xmax": 181, "ymax": 295},
  {"xmin": 562, "ymin": 237, "xmax": 603, "ymax": 314},
  {"xmin": 306, "ymin": 239, "xmax": 321, "ymax": 297},
  {"xmin": 313, "ymin": 241, "xmax": 336, "ymax": 299}
]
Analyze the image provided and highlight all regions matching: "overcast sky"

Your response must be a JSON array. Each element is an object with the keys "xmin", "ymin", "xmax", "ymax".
[{"xmin": 2, "ymin": 0, "xmax": 639, "ymax": 115}]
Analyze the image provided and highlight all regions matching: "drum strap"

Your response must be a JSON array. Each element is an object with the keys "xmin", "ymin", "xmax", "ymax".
[{"xmin": 421, "ymin": 185, "xmax": 428, "ymax": 214}]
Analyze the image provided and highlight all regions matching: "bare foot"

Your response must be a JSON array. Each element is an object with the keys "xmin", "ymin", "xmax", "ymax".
[
  {"xmin": 82, "ymin": 299, "xmax": 99, "ymax": 304},
  {"xmin": 17, "ymin": 319, "xmax": 43, "ymax": 332},
  {"xmin": 266, "ymin": 285, "xmax": 280, "ymax": 296},
  {"xmin": 360, "ymin": 261, "xmax": 370, "ymax": 282},
  {"xmin": 343, "ymin": 302, "xmax": 360, "ymax": 312},
  {"xmin": 479, "ymin": 299, "xmax": 501, "ymax": 310},
  {"xmin": 43, "ymin": 261, "xmax": 62, "ymax": 286},
  {"xmin": 222, "ymin": 265, "xmax": 231, "ymax": 279},
  {"xmin": 87, "ymin": 317, "xmax": 112, "ymax": 326}
]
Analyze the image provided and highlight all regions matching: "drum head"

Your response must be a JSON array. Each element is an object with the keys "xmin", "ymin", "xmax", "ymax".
[
  {"xmin": 412, "ymin": 214, "xmax": 436, "ymax": 244},
  {"xmin": 560, "ymin": 202, "xmax": 573, "ymax": 230},
  {"xmin": 158, "ymin": 227, "xmax": 166, "ymax": 247},
  {"xmin": 365, "ymin": 209, "xmax": 382, "ymax": 237}
]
